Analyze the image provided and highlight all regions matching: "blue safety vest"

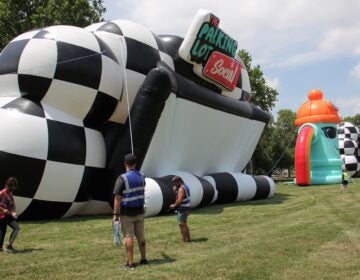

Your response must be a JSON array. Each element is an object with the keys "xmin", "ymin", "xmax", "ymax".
[
  {"xmin": 178, "ymin": 183, "xmax": 191, "ymax": 211},
  {"xmin": 120, "ymin": 170, "xmax": 145, "ymax": 208}
]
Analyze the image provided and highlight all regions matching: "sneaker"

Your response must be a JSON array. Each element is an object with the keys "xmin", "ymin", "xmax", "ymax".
[
  {"xmin": 5, "ymin": 245, "xmax": 14, "ymax": 253},
  {"xmin": 125, "ymin": 262, "xmax": 135, "ymax": 269},
  {"xmin": 139, "ymin": 259, "xmax": 148, "ymax": 265}
]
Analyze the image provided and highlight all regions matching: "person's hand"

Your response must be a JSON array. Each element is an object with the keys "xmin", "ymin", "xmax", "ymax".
[
  {"xmin": 169, "ymin": 204, "xmax": 175, "ymax": 209},
  {"xmin": 112, "ymin": 215, "xmax": 119, "ymax": 224},
  {"xmin": 12, "ymin": 211, "xmax": 18, "ymax": 219}
]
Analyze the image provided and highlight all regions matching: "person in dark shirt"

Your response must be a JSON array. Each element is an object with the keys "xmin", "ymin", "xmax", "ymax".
[
  {"xmin": 0, "ymin": 177, "xmax": 20, "ymax": 252},
  {"xmin": 112, "ymin": 154, "xmax": 147, "ymax": 269}
]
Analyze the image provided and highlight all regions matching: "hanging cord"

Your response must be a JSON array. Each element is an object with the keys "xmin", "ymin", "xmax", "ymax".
[
  {"xmin": 118, "ymin": 37, "xmax": 134, "ymax": 155},
  {"xmin": 266, "ymin": 131, "xmax": 297, "ymax": 176}
]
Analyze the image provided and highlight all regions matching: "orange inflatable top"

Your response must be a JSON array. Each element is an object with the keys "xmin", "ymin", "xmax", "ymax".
[{"xmin": 294, "ymin": 89, "xmax": 341, "ymax": 127}]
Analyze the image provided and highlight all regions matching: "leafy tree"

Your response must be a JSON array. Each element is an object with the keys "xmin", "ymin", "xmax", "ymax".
[
  {"xmin": 238, "ymin": 49, "xmax": 277, "ymax": 112},
  {"xmin": 271, "ymin": 109, "xmax": 297, "ymax": 176},
  {"xmin": 250, "ymin": 120, "xmax": 275, "ymax": 175},
  {"xmin": 0, "ymin": 0, "xmax": 106, "ymax": 50},
  {"xmin": 238, "ymin": 49, "xmax": 279, "ymax": 175},
  {"xmin": 342, "ymin": 114, "xmax": 360, "ymax": 127}
]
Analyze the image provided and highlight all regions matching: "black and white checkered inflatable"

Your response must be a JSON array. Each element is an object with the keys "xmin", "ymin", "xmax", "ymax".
[
  {"xmin": 338, "ymin": 122, "xmax": 360, "ymax": 177},
  {"xmin": 0, "ymin": 19, "xmax": 274, "ymax": 220}
]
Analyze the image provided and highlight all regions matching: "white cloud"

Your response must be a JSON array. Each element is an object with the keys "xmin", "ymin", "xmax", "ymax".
[
  {"xmin": 335, "ymin": 96, "xmax": 360, "ymax": 117},
  {"xmin": 350, "ymin": 62, "xmax": 360, "ymax": 79},
  {"xmin": 266, "ymin": 77, "xmax": 280, "ymax": 90},
  {"xmin": 103, "ymin": 0, "xmax": 360, "ymax": 70}
]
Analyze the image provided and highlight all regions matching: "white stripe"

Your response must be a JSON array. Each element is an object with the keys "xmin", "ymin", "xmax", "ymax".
[
  {"xmin": 122, "ymin": 195, "xmax": 144, "ymax": 202},
  {"xmin": 122, "ymin": 186, "xmax": 144, "ymax": 194}
]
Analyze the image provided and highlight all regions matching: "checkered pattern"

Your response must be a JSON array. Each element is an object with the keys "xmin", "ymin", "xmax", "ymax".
[
  {"xmin": 0, "ymin": 97, "xmax": 106, "ymax": 219},
  {"xmin": 0, "ymin": 20, "xmax": 262, "ymax": 220},
  {"xmin": 339, "ymin": 139, "xmax": 358, "ymax": 156},
  {"xmin": 337, "ymin": 122, "xmax": 360, "ymax": 177},
  {"xmin": 0, "ymin": 26, "xmax": 126, "ymax": 219},
  {"xmin": 342, "ymin": 155, "xmax": 360, "ymax": 177},
  {"xmin": 338, "ymin": 122, "xmax": 360, "ymax": 141}
]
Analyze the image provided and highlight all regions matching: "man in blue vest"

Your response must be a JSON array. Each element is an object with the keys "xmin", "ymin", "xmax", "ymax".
[
  {"xmin": 113, "ymin": 154, "xmax": 147, "ymax": 269},
  {"xmin": 170, "ymin": 176, "xmax": 191, "ymax": 242}
]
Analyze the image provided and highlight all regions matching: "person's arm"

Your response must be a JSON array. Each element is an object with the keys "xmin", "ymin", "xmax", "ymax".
[
  {"xmin": 112, "ymin": 176, "xmax": 124, "ymax": 222},
  {"xmin": 170, "ymin": 187, "xmax": 185, "ymax": 209},
  {"xmin": 11, "ymin": 194, "xmax": 17, "ymax": 218},
  {"xmin": 113, "ymin": 195, "xmax": 122, "ymax": 222}
]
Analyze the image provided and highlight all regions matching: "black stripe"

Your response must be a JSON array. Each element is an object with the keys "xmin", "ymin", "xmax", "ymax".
[
  {"xmin": 197, "ymin": 176, "xmax": 215, "ymax": 208},
  {"xmin": 0, "ymin": 151, "xmax": 46, "ymax": 198},
  {"xmin": 0, "ymin": 39, "xmax": 29, "ymax": 75},
  {"xmin": 19, "ymin": 200, "xmax": 72, "ymax": 220},
  {"xmin": 2, "ymin": 97, "xmax": 45, "ymax": 118},
  {"xmin": 97, "ymin": 22, "xmax": 123, "ymax": 36},
  {"xmin": 47, "ymin": 120, "xmax": 86, "ymax": 165},
  {"xmin": 125, "ymin": 37, "xmax": 160, "ymax": 75},
  {"xmin": 18, "ymin": 74, "xmax": 52, "ymax": 101},
  {"xmin": 153, "ymin": 176, "xmax": 176, "ymax": 214},
  {"xmin": 253, "ymin": 176, "xmax": 271, "ymax": 200},
  {"xmin": 209, "ymin": 172, "xmax": 238, "ymax": 204}
]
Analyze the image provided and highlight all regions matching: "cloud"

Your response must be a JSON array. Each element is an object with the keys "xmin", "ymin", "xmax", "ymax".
[
  {"xmin": 335, "ymin": 96, "xmax": 360, "ymax": 117},
  {"xmin": 350, "ymin": 62, "xmax": 360, "ymax": 79},
  {"xmin": 265, "ymin": 77, "xmax": 280, "ymax": 90}
]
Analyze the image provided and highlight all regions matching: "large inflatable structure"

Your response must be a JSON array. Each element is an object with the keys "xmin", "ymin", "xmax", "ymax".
[
  {"xmin": 0, "ymin": 10, "xmax": 275, "ymax": 219},
  {"xmin": 294, "ymin": 89, "xmax": 342, "ymax": 186},
  {"xmin": 338, "ymin": 122, "xmax": 360, "ymax": 177}
]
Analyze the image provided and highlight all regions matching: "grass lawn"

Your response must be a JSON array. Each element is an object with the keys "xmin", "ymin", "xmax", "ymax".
[{"xmin": 1, "ymin": 179, "xmax": 360, "ymax": 279}]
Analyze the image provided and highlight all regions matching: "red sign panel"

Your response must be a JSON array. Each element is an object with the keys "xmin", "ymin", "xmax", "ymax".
[{"xmin": 203, "ymin": 51, "xmax": 242, "ymax": 91}]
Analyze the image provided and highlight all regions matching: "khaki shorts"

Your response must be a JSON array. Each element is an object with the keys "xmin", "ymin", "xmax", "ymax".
[{"xmin": 120, "ymin": 214, "xmax": 145, "ymax": 238}]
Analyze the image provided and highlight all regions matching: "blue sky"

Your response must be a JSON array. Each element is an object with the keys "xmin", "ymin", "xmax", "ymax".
[{"xmin": 102, "ymin": 0, "xmax": 360, "ymax": 118}]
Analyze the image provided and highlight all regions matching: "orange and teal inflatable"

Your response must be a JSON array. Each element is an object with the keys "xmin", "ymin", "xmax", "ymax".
[{"xmin": 294, "ymin": 89, "xmax": 342, "ymax": 186}]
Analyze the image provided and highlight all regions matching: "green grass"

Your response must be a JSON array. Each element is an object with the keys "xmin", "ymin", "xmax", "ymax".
[{"xmin": 1, "ymin": 180, "xmax": 360, "ymax": 279}]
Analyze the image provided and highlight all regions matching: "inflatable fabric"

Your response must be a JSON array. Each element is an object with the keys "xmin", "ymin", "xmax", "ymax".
[
  {"xmin": 0, "ymin": 10, "xmax": 275, "ymax": 219},
  {"xmin": 294, "ymin": 89, "xmax": 342, "ymax": 186}
]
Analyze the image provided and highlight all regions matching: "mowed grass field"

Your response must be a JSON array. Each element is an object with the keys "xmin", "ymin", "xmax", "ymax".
[{"xmin": 1, "ymin": 180, "xmax": 360, "ymax": 280}]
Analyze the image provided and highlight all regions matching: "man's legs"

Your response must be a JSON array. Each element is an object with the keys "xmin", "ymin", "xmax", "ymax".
[
  {"xmin": 8, "ymin": 220, "xmax": 20, "ymax": 246},
  {"xmin": 178, "ymin": 212, "xmax": 190, "ymax": 242},
  {"xmin": 121, "ymin": 215, "xmax": 135, "ymax": 266},
  {"xmin": 124, "ymin": 236, "xmax": 134, "ymax": 265},
  {"xmin": 0, "ymin": 219, "xmax": 7, "ymax": 250},
  {"xmin": 134, "ymin": 214, "xmax": 146, "ymax": 262}
]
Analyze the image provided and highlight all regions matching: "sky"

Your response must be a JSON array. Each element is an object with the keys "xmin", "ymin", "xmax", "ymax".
[{"xmin": 102, "ymin": 0, "xmax": 360, "ymax": 118}]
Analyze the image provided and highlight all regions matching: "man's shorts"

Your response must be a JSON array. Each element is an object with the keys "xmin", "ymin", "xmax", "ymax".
[
  {"xmin": 177, "ymin": 211, "xmax": 189, "ymax": 224},
  {"xmin": 343, "ymin": 180, "xmax": 348, "ymax": 186},
  {"xmin": 120, "ymin": 213, "xmax": 145, "ymax": 238}
]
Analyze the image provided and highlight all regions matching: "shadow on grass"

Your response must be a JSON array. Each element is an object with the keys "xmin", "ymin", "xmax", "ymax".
[
  {"xmin": 193, "ymin": 193, "xmax": 290, "ymax": 215},
  {"xmin": 13, "ymin": 248, "xmax": 43, "ymax": 254},
  {"xmin": 19, "ymin": 215, "xmax": 110, "ymax": 224},
  {"xmin": 148, "ymin": 252, "xmax": 176, "ymax": 265},
  {"xmin": 190, "ymin": 237, "xmax": 208, "ymax": 243},
  {"xmin": 243, "ymin": 192, "xmax": 290, "ymax": 206}
]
